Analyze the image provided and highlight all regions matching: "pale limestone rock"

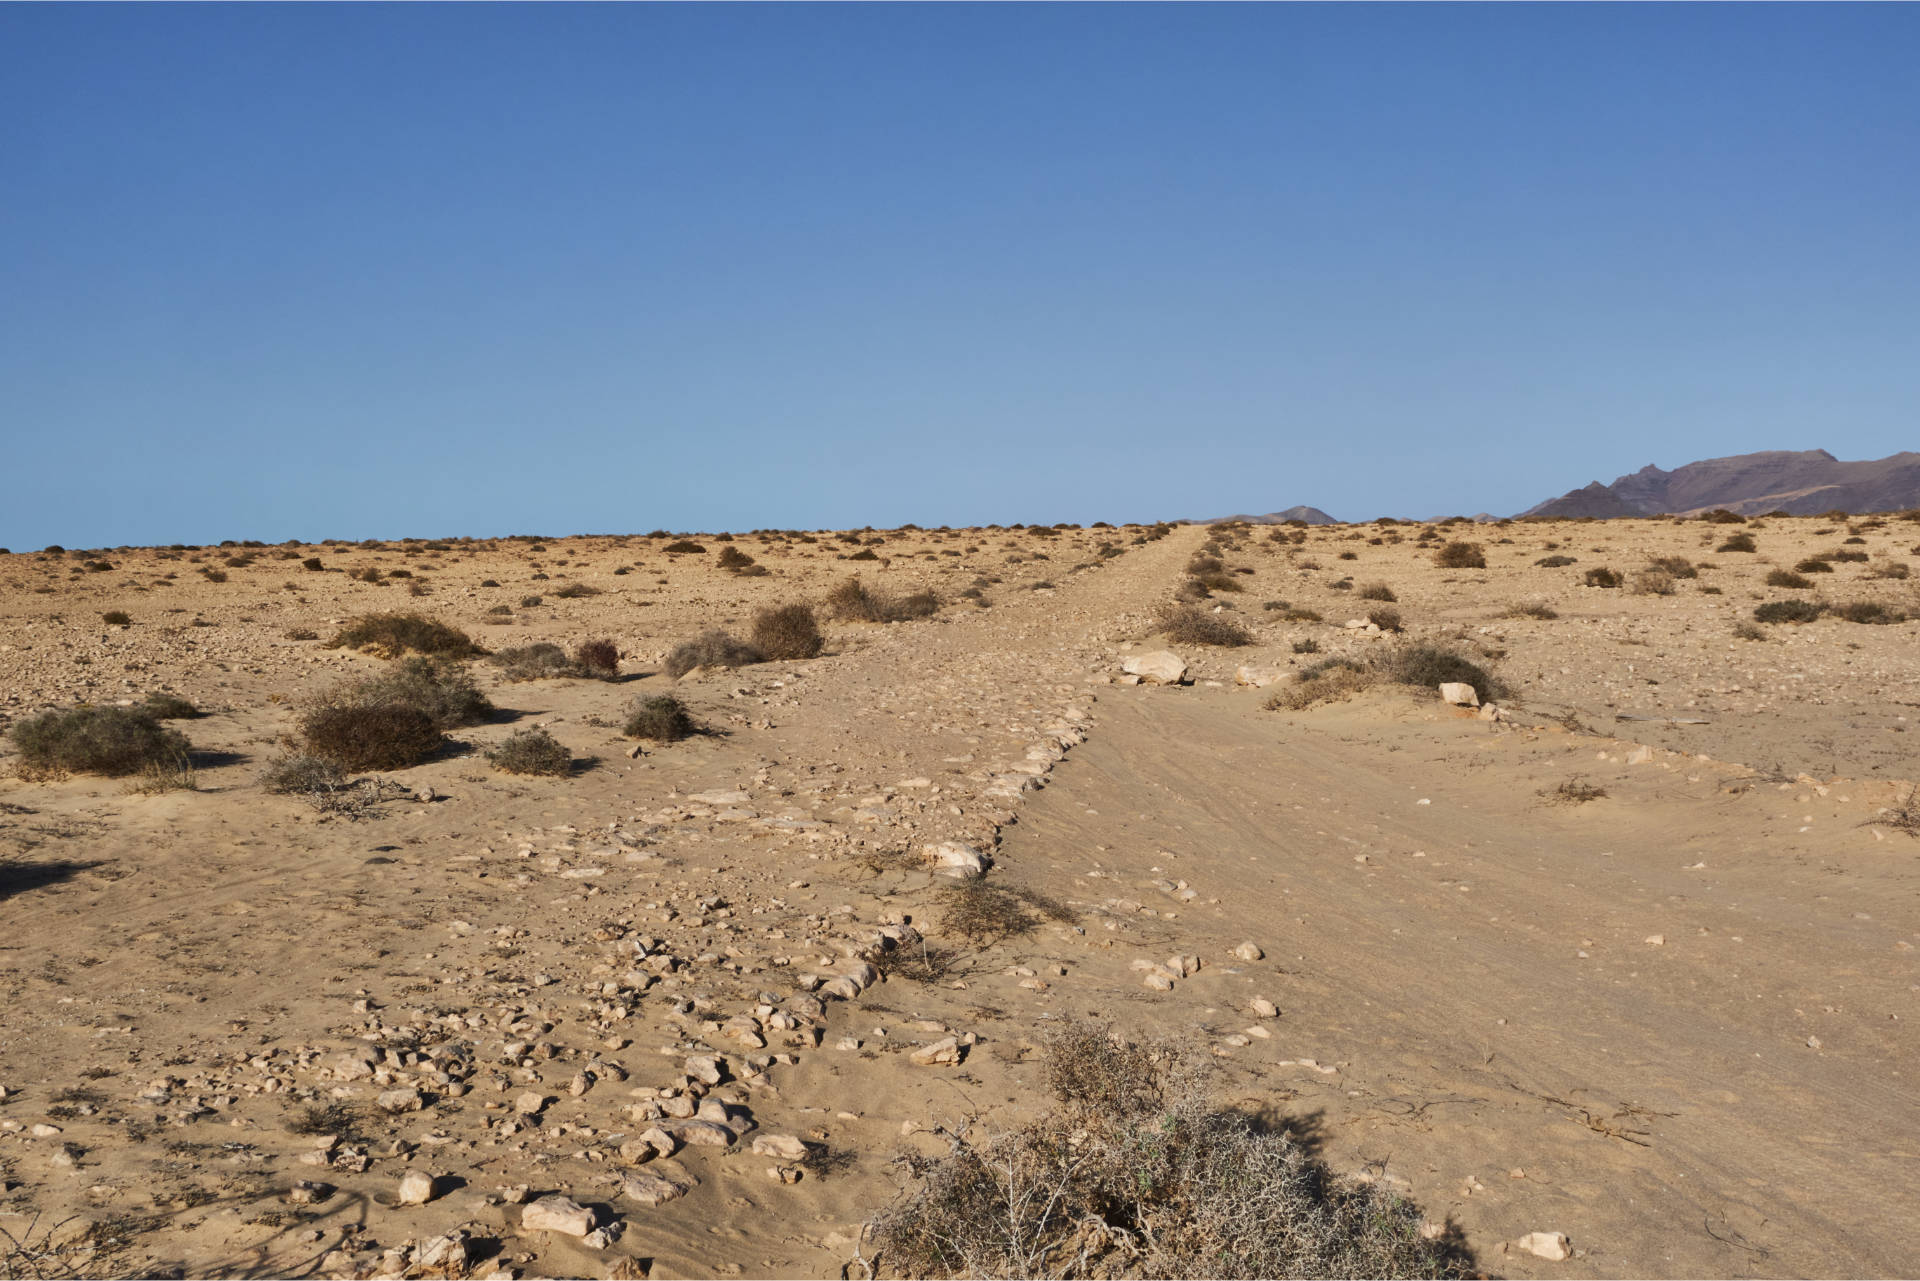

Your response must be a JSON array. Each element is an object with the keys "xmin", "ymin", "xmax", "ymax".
[
  {"xmin": 1517, "ymin": 1231, "xmax": 1571, "ymax": 1261},
  {"xmin": 1233, "ymin": 941, "xmax": 1264, "ymax": 961},
  {"xmin": 376, "ymin": 1088, "xmax": 424, "ymax": 1114},
  {"xmin": 1250, "ymin": 998, "xmax": 1279, "ymax": 1018},
  {"xmin": 910, "ymin": 1037, "xmax": 963, "ymax": 1067},
  {"xmin": 396, "ymin": 1171, "xmax": 437, "ymax": 1206},
  {"xmin": 1121, "ymin": 651, "xmax": 1187, "ymax": 685},
  {"xmin": 751, "ymin": 1134, "xmax": 810, "ymax": 1161},
  {"xmin": 1439, "ymin": 682, "xmax": 1479, "ymax": 707},
  {"xmin": 521, "ymin": 1195, "xmax": 594, "ymax": 1236},
  {"xmin": 621, "ymin": 1170, "xmax": 687, "ymax": 1207},
  {"xmin": 925, "ymin": 841, "xmax": 988, "ymax": 879}
]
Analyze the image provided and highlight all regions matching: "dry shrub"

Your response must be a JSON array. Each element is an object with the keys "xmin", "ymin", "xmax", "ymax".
[
  {"xmin": 663, "ymin": 540, "xmax": 706, "ymax": 553},
  {"xmin": 1160, "ymin": 604, "xmax": 1252, "ymax": 647},
  {"xmin": 1833, "ymin": 600, "xmax": 1906, "ymax": 625},
  {"xmin": 1584, "ymin": 567, "xmax": 1621, "ymax": 588},
  {"xmin": 938, "ymin": 882, "xmax": 1040, "ymax": 945},
  {"xmin": 624, "ymin": 695, "xmax": 693, "ymax": 742},
  {"xmin": 751, "ymin": 603, "xmax": 824, "ymax": 660},
  {"xmin": 573, "ymin": 638, "xmax": 621, "ymax": 678},
  {"xmin": 1367, "ymin": 605, "xmax": 1403, "ymax": 632},
  {"xmin": 1766, "ymin": 569, "xmax": 1813, "ymax": 589},
  {"xmin": 139, "ymin": 693, "xmax": 199, "ymax": 720},
  {"xmin": 553, "ymin": 581, "xmax": 601, "ymax": 598},
  {"xmin": 1533, "ymin": 554, "xmax": 1577, "ymax": 567},
  {"xmin": 1795, "ymin": 557, "xmax": 1834, "ymax": 574},
  {"xmin": 485, "ymin": 728, "xmax": 572, "ymax": 775},
  {"xmin": 1266, "ymin": 658, "xmax": 1373, "ymax": 711},
  {"xmin": 326, "ymin": 613, "xmax": 480, "ymax": 659},
  {"xmin": 9, "ymin": 707, "xmax": 190, "ymax": 779},
  {"xmin": 102, "ymin": 610, "xmax": 131, "ymax": 626},
  {"xmin": 1356, "ymin": 582, "xmax": 1396, "ymax": 601},
  {"xmin": 490, "ymin": 643, "xmax": 576, "ymax": 681},
  {"xmin": 1502, "ymin": 601, "xmax": 1558, "ymax": 619},
  {"xmin": 1649, "ymin": 556, "xmax": 1698, "ymax": 578},
  {"xmin": 717, "ymin": 546, "xmax": 756, "ymax": 572},
  {"xmin": 1701, "ymin": 508, "xmax": 1747, "ymax": 523},
  {"xmin": 1753, "ymin": 599, "xmax": 1825, "ymax": 624},
  {"xmin": 300, "ymin": 703, "xmax": 443, "ymax": 771},
  {"xmin": 1732, "ymin": 620, "xmax": 1767, "ymax": 641},
  {"xmin": 261, "ymin": 752, "xmax": 345, "ymax": 794},
  {"xmin": 869, "ymin": 1024, "xmax": 1462, "ymax": 1280},
  {"xmin": 1629, "ymin": 569, "xmax": 1675, "ymax": 596},
  {"xmin": 1269, "ymin": 644, "xmax": 1504, "ymax": 712},
  {"xmin": 824, "ymin": 576, "xmax": 939, "ymax": 623},
  {"xmin": 1716, "ymin": 533, "xmax": 1757, "ymax": 552},
  {"xmin": 1866, "ymin": 561, "xmax": 1911, "ymax": 580},
  {"xmin": 343, "ymin": 657, "xmax": 493, "ymax": 728},
  {"xmin": 663, "ymin": 629, "xmax": 763, "ymax": 678},
  {"xmin": 1191, "ymin": 571, "xmax": 1244, "ymax": 594},
  {"xmin": 1433, "ymin": 541, "xmax": 1485, "ymax": 569},
  {"xmin": 1548, "ymin": 776, "xmax": 1607, "ymax": 804}
]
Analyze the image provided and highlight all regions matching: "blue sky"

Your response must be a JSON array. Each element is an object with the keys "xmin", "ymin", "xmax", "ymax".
[{"xmin": 4, "ymin": 4, "xmax": 1916, "ymax": 547}]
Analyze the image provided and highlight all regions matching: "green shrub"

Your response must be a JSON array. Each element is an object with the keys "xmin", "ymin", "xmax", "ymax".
[
  {"xmin": 327, "ymin": 613, "xmax": 481, "ymax": 659},
  {"xmin": 751, "ymin": 603, "xmax": 824, "ymax": 660},
  {"xmin": 9, "ymin": 706, "xmax": 191, "ymax": 779},
  {"xmin": 1753, "ymin": 599, "xmax": 1826, "ymax": 625},
  {"xmin": 1766, "ymin": 569, "xmax": 1812, "ymax": 589},
  {"xmin": 663, "ymin": 630, "xmax": 763, "ymax": 678},
  {"xmin": 624, "ymin": 695, "xmax": 693, "ymax": 742},
  {"xmin": 1433, "ymin": 541, "xmax": 1485, "ymax": 569},
  {"xmin": 485, "ymin": 728, "xmax": 572, "ymax": 775},
  {"xmin": 299, "ymin": 704, "xmax": 444, "ymax": 771},
  {"xmin": 1160, "ymin": 604, "xmax": 1253, "ymax": 647}
]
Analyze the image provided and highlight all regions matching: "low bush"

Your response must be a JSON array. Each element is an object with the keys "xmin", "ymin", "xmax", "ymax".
[
  {"xmin": 573, "ymin": 638, "xmax": 621, "ymax": 678},
  {"xmin": 870, "ymin": 1024, "xmax": 1462, "ymax": 1280},
  {"xmin": 624, "ymin": 695, "xmax": 693, "ymax": 742},
  {"xmin": 1827, "ymin": 549, "xmax": 1869, "ymax": 563},
  {"xmin": 1833, "ymin": 601, "xmax": 1906, "ymax": 625},
  {"xmin": 1584, "ymin": 567, "xmax": 1621, "ymax": 588},
  {"xmin": 1534, "ymin": 554, "xmax": 1577, "ymax": 567},
  {"xmin": 10, "ymin": 706, "xmax": 191, "ymax": 779},
  {"xmin": 1732, "ymin": 620, "xmax": 1767, "ymax": 641},
  {"xmin": 552, "ymin": 582, "xmax": 601, "ymax": 598},
  {"xmin": 102, "ymin": 610, "xmax": 132, "ymax": 626},
  {"xmin": 751, "ymin": 603, "xmax": 823, "ymax": 660},
  {"xmin": 260, "ymin": 752, "xmax": 346, "ymax": 794},
  {"xmin": 1753, "ymin": 599, "xmax": 1826, "ymax": 625},
  {"xmin": 1191, "ymin": 571, "xmax": 1244, "ymax": 593},
  {"xmin": 326, "ymin": 613, "xmax": 481, "ymax": 659},
  {"xmin": 1502, "ymin": 601, "xmax": 1558, "ymax": 619},
  {"xmin": 663, "ymin": 630, "xmax": 763, "ymax": 678},
  {"xmin": 1701, "ymin": 508, "xmax": 1747, "ymax": 523},
  {"xmin": 1160, "ymin": 604, "xmax": 1252, "ymax": 647},
  {"xmin": 1292, "ymin": 638, "xmax": 1320, "ymax": 654},
  {"xmin": 485, "ymin": 728, "xmax": 572, "ymax": 775},
  {"xmin": 490, "ymin": 643, "xmax": 576, "ymax": 681},
  {"xmin": 302, "ymin": 557, "xmax": 325, "ymax": 571},
  {"xmin": 663, "ymin": 540, "xmax": 706, "ymax": 554},
  {"xmin": 344, "ymin": 657, "xmax": 493, "ymax": 728},
  {"xmin": 1374, "ymin": 643, "xmax": 1506, "ymax": 703},
  {"xmin": 1356, "ymin": 582, "xmax": 1396, "ymax": 602},
  {"xmin": 1367, "ymin": 605, "xmax": 1404, "ymax": 632},
  {"xmin": 1188, "ymin": 555, "xmax": 1225, "ymax": 575},
  {"xmin": 823, "ymin": 577, "xmax": 939, "ymax": 623},
  {"xmin": 1630, "ymin": 569, "xmax": 1675, "ymax": 596},
  {"xmin": 1433, "ymin": 541, "xmax": 1485, "ymax": 569},
  {"xmin": 1649, "ymin": 556, "xmax": 1698, "ymax": 578},
  {"xmin": 1794, "ymin": 558, "xmax": 1834, "ymax": 574},
  {"xmin": 717, "ymin": 546, "xmax": 757, "ymax": 572},
  {"xmin": 1716, "ymin": 533, "xmax": 1757, "ymax": 552},
  {"xmin": 139, "ymin": 693, "xmax": 199, "ymax": 720},
  {"xmin": 1766, "ymin": 569, "xmax": 1812, "ymax": 589},
  {"xmin": 299, "ymin": 703, "xmax": 444, "ymax": 771},
  {"xmin": 1867, "ymin": 561, "xmax": 1911, "ymax": 580}
]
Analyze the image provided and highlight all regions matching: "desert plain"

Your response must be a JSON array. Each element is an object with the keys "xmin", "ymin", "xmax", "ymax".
[{"xmin": 0, "ymin": 512, "xmax": 1916, "ymax": 1279}]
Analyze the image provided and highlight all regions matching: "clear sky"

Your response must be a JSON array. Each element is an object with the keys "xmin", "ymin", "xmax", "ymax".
[{"xmin": 4, "ymin": 4, "xmax": 1916, "ymax": 548}]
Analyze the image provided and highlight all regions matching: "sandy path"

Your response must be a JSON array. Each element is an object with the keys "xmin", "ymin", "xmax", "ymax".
[{"xmin": 994, "ymin": 685, "xmax": 1920, "ymax": 1277}]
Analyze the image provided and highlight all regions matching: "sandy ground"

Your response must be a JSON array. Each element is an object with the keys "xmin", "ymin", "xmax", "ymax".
[{"xmin": 0, "ymin": 513, "xmax": 1915, "ymax": 1279}]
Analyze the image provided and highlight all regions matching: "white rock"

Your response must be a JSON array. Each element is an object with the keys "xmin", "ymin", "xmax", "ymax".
[
  {"xmin": 1626, "ymin": 745, "xmax": 1655, "ymax": 765},
  {"xmin": 1143, "ymin": 971, "xmax": 1175, "ymax": 991},
  {"xmin": 1250, "ymin": 998, "xmax": 1279, "ymax": 1018},
  {"xmin": 376, "ymin": 1088, "xmax": 424, "ymax": 1114},
  {"xmin": 522, "ymin": 1195, "xmax": 595, "ymax": 1236},
  {"xmin": 621, "ymin": 1170, "xmax": 687, "ymax": 1207},
  {"xmin": 1517, "ymin": 1231, "xmax": 1571, "ymax": 1261},
  {"xmin": 1121, "ymin": 651, "xmax": 1187, "ymax": 685},
  {"xmin": 910, "ymin": 1037, "xmax": 963, "ymax": 1067},
  {"xmin": 1233, "ymin": 941, "xmax": 1264, "ymax": 961},
  {"xmin": 925, "ymin": 842, "xmax": 989, "ymax": 879},
  {"xmin": 684, "ymin": 1056, "xmax": 724, "ymax": 1085},
  {"xmin": 1234, "ymin": 665, "xmax": 1285, "ymax": 689},
  {"xmin": 751, "ymin": 1134, "xmax": 810, "ymax": 1161},
  {"xmin": 1438, "ymin": 682, "xmax": 1479, "ymax": 707},
  {"xmin": 396, "ymin": 1171, "xmax": 437, "ymax": 1206},
  {"xmin": 663, "ymin": 1119, "xmax": 734, "ymax": 1146},
  {"xmin": 514, "ymin": 1091, "xmax": 547, "ymax": 1115}
]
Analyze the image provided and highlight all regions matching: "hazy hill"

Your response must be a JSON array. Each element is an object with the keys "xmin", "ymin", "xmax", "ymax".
[
  {"xmin": 1521, "ymin": 449, "xmax": 1920, "ymax": 518},
  {"xmin": 1202, "ymin": 505, "xmax": 1339, "ymax": 525}
]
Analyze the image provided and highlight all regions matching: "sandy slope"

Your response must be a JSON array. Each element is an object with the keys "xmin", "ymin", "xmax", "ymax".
[{"xmin": 0, "ymin": 514, "xmax": 1916, "ymax": 1279}]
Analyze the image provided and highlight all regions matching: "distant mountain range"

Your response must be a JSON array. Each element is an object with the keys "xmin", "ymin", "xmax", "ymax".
[
  {"xmin": 1201, "ymin": 505, "xmax": 1339, "ymax": 526},
  {"xmin": 1521, "ymin": 450, "xmax": 1920, "ymax": 519}
]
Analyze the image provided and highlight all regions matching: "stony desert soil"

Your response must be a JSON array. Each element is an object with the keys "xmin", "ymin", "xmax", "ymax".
[{"xmin": 0, "ymin": 513, "xmax": 1916, "ymax": 1279}]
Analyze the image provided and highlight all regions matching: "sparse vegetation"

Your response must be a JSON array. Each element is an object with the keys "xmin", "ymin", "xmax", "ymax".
[
  {"xmin": 1833, "ymin": 600, "xmax": 1905, "ymax": 625},
  {"xmin": 1584, "ymin": 567, "xmax": 1621, "ymax": 588},
  {"xmin": 102, "ymin": 610, "xmax": 131, "ymax": 626},
  {"xmin": 326, "ymin": 612, "xmax": 481, "ymax": 659},
  {"xmin": 1716, "ymin": 533, "xmax": 1757, "ymax": 553},
  {"xmin": 1766, "ymin": 569, "xmax": 1813, "ymax": 589},
  {"xmin": 1356, "ymin": 582, "xmax": 1396, "ymax": 601},
  {"xmin": 1794, "ymin": 557, "xmax": 1834, "ymax": 574},
  {"xmin": 490, "ymin": 643, "xmax": 575, "ymax": 681},
  {"xmin": 663, "ymin": 630, "xmax": 764, "ymax": 678},
  {"xmin": 1433, "ymin": 541, "xmax": 1485, "ymax": 569},
  {"xmin": 623, "ymin": 695, "xmax": 694, "ymax": 742},
  {"xmin": 1159, "ymin": 604, "xmax": 1253, "ymax": 647},
  {"xmin": 1629, "ymin": 568, "xmax": 1675, "ymax": 596},
  {"xmin": 1534, "ymin": 554, "xmax": 1577, "ymax": 567},
  {"xmin": 299, "ymin": 703, "xmax": 444, "ymax": 771},
  {"xmin": 1502, "ymin": 601, "xmax": 1558, "ymax": 620},
  {"xmin": 1268, "ymin": 643, "xmax": 1504, "ymax": 712},
  {"xmin": 869, "ymin": 1024, "xmax": 1463, "ymax": 1280},
  {"xmin": 573, "ymin": 638, "xmax": 621, "ymax": 678},
  {"xmin": 485, "ymin": 728, "xmax": 572, "ymax": 775},
  {"xmin": 10, "ymin": 707, "xmax": 191, "ymax": 780},
  {"xmin": 1753, "ymin": 599, "xmax": 1826, "ymax": 625},
  {"xmin": 823, "ymin": 576, "xmax": 939, "ymax": 623},
  {"xmin": 138, "ymin": 693, "xmax": 199, "ymax": 720},
  {"xmin": 750, "ymin": 603, "xmax": 824, "ymax": 660},
  {"xmin": 1367, "ymin": 605, "xmax": 1404, "ymax": 632},
  {"xmin": 1548, "ymin": 776, "xmax": 1607, "ymax": 804}
]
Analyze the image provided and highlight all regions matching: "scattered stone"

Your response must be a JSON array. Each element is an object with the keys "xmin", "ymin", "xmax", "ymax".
[
  {"xmin": 1121, "ymin": 651, "xmax": 1187, "ymax": 685},
  {"xmin": 1517, "ymin": 1231, "xmax": 1571, "ymax": 1261},
  {"xmin": 1233, "ymin": 941, "xmax": 1264, "ymax": 961},
  {"xmin": 522, "ymin": 1195, "xmax": 595, "ymax": 1237},
  {"xmin": 910, "ymin": 1037, "xmax": 963, "ymax": 1067},
  {"xmin": 397, "ymin": 1170, "xmax": 437, "ymax": 1206},
  {"xmin": 514, "ymin": 1091, "xmax": 547, "ymax": 1115},
  {"xmin": 621, "ymin": 1170, "xmax": 687, "ymax": 1207},
  {"xmin": 376, "ymin": 1087, "xmax": 424, "ymax": 1114},
  {"xmin": 1439, "ymin": 682, "xmax": 1479, "ymax": 707},
  {"xmin": 1250, "ymin": 998, "xmax": 1279, "ymax": 1018},
  {"xmin": 751, "ymin": 1134, "xmax": 811, "ymax": 1161}
]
